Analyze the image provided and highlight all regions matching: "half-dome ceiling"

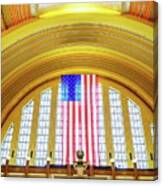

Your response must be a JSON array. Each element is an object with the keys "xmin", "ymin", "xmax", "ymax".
[{"xmin": 1, "ymin": 2, "xmax": 158, "ymax": 180}]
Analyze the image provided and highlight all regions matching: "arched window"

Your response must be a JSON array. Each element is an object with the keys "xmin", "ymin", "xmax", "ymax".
[
  {"xmin": 35, "ymin": 88, "xmax": 52, "ymax": 167},
  {"xmin": 109, "ymin": 88, "xmax": 127, "ymax": 169},
  {"xmin": 16, "ymin": 100, "xmax": 34, "ymax": 166},
  {"xmin": 1, "ymin": 124, "xmax": 14, "ymax": 165},
  {"xmin": 128, "ymin": 99, "xmax": 148, "ymax": 169}
]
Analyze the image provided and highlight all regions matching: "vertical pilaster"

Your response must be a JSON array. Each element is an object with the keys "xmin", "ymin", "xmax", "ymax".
[
  {"xmin": 9, "ymin": 109, "xmax": 21, "ymax": 165},
  {"xmin": 103, "ymin": 83, "xmax": 113, "ymax": 166},
  {"xmin": 48, "ymin": 81, "xmax": 59, "ymax": 164},
  {"xmin": 142, "ymin": 110, "xmax": 153, "ymax": 169},
  {"xmin": 28, "ymin": 96, "xmax": 40, "ymax": 165},
  {"xmin": 122, "ymin": 96, "xmax": 134, "ymax": 168}
]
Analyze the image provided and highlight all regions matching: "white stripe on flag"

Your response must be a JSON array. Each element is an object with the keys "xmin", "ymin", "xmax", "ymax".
[
  {"xmin": 81, "ymin": 75, "xmax": 86, "ymax": 161},
  {"xmin": 92, "ymin": 75, "xmax": 99, "ymax": 166},
  {"xmin": 75, "ymin": 101, "xmax": 79, "ymax": 161},
  {"xmin": 63, "ymin": 101, "xmax": 67, "ymax": 165},
  {"xmin": 87, "ymin": 75, "xmax": 93, "ymax": 165},
  {"xmin": 69, "ymin": 102, "xmax": 73, "ymax": 164}
]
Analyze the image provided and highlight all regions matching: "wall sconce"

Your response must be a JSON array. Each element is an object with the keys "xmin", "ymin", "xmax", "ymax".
[
  {"xmin": 110, "ymin": 158, "xmax": 115, "ymax": 180},
  {"xmin": 133, "ymin": 159, "xmax": 138, "ymax": 180},
  {"xmin": 46, "ymin": 157, "xmax": 51, "ymax": 177},
  {"xmin": 25, "ymin": 156, "xmax": 30, "ymax": 176},
  {"xmin": 4, "ymin": 156, "xmax": 11, "ymax": 177}
]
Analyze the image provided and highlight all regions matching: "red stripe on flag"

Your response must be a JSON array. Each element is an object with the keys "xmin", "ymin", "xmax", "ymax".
[
  {"xmin": 81, "ymin": 75, "xmax": 86, "ymax": 161},
  {"xmin": 90, "ymin": 75, "xmax": 95, "ymax": 165},
  {"xmin": 84, "ymin": 75, "xmax": 89, "ymax": 162},
  {"xmin": 73, "ymin": 102, "xmax": 75, "ymax": 162},
  {"xmin": 79, "ymin": 103, "xmax": 82, "ymax": 150},
  {"xmin": 66, "ymin": 102, "xmax": 69, "ymax": 164},
  {"xmin": 96, "ymin": 76, "xmax": 101, "ymax": 166}
]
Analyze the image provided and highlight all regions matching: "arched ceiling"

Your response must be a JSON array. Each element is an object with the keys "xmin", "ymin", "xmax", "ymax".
[{"xmin": 1, "ymin": 3, "xmax": 158, "ymax": 125}]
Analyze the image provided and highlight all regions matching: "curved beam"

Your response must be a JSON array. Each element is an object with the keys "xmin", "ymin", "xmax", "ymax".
[
  {"xmin": 2, "ymin": 24, "xmax": 153, "ymax": 79},
  {"xmin": 2, "ymin": 5, "xmax": 154, "ymax": 50},
  {"xmin": 2, "ymin": 44, "xmax": 154, "ymax": 125}
]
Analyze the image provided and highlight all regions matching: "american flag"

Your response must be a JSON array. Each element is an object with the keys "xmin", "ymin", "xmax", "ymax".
[{"xmin": 57, "ymin": 74, "xmax": 106, "ymax": 167}]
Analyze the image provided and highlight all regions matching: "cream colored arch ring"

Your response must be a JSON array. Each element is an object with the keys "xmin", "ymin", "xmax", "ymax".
[
  {"xmin": 2, "ymin": 23, "xmax": 153, "ymax": 79},
  {"xmin": 2, "ymin": 44, "xmax": 153, "ymax": 112},
  {"xmin": 2, "ymin": 20, "xmax": 154, "ymax": 113}
]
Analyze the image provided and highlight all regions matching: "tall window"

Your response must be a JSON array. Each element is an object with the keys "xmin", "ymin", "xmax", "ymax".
[
  {"xmin": 16, "ymin": 101, "xmax": 34, "ymax": 166},
  {"xmin": 1, "ymin": 124, "xmax": 14, "ymax": 165},
  {"xmin": 128, "ymin": 99, "xmax": 148, "ymax": 169},
  {"xmin": 35, "ymin": 88, "xmax": 52, "ymax": 167},
  {"xmin": 109, "ymin": 88, "xmax": 128, "ymax": 169},
  {"xmin": 96, "ymin": 83, "xmax": 107, "ymax": 166}
]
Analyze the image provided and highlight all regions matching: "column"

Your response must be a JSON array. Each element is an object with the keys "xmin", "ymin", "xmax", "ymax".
[{"xmin": 122, "ymin": 96, "xmax": 134, "ymax": 168}]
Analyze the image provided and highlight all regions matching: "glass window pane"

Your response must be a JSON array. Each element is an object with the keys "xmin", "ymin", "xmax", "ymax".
[
  {"xmin": 35, "ymin": 88, "xmax": 52, "ymax": 167},
  {"xmin": 16, "ymin": 101, "xmax": 34, "ymax": 166},
  {"xmin": 1, "ymin": 124, "xmax": 14, "ymax": 165},
  {"xmin": 109, "ymin": 88, "xmax": 128, "ymax": 169},
  {"xmin": 128, "ymin": 99, "xmax": 148, "ymax": 169}
]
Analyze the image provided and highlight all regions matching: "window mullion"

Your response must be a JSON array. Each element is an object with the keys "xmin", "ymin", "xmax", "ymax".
[
  {"xmin": 29, "ymin": 96, "xmax": 40, "ymax": 165},
  {"xmin": 103, "ymin": 83, "xmax": 113, "ymax": 166},
  {"xmin": 121, "ymin": 96, "xmax": 134, "ymax": 168},
  {"xmin": 9, "ymin": 110, "xmax": 22, "ymax": 165},
  {"xmin": 48, "ymin": 82, "xmax": 59, "ymax": 164},
  {"xmin": 142, "ymin": 111, "xmax": 153, "ymax": 169}
]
